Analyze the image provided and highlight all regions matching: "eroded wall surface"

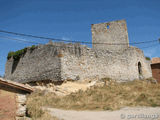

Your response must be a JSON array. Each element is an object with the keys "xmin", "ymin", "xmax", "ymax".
[
  {"xmin": 0, "ymin": 84, "xmax": 28, "ymax": 119},
  {"xmin": 0, "ymin": 87, "xmax": 16, "ymax": 120},
  {"xmin": 5, "ymin": 20, "xmax": 152, "ymax": 83},
  {"xmin": 61, "ymin": 45, "xmax": 152, "ymax": 82},
  {"xmin": 5, "ymin": 44, "xmax": 61, "ymax": 83},
  {"xmin": 5, "ymin": 43, "xmax": 152, "ymax": 83},
  {"xmin": 92, "ymin": 20, "xmax": 129, "ymax": 51}
]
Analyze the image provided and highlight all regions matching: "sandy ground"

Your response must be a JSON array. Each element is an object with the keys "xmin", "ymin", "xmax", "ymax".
[
  {"xmin": 47, "ymin": 107, "xmax": 160, "ymax": 120},
  {"xmin": 34, "ymin": 80, "xmax": 98, "ymax": 96}
]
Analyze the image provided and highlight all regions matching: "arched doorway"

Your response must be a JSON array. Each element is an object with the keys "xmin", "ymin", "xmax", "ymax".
[{"xmin": 138, "ymin": 62, "xmax": 143, "ymax": 79}]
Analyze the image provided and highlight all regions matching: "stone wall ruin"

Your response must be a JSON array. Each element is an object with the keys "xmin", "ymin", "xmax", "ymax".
[{"xmin": 5, "ymin": 20, "xmax": 152, "ymax": 83}]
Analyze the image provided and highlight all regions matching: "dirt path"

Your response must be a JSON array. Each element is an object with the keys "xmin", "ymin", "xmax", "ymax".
[{"xmin": 47, "ymin": 107, "xmax": 160, "ymax": 120}]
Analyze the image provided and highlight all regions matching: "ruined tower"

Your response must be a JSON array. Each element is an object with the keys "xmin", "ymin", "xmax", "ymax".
[
  {"xmin": 91, "ymin": 20, "xmax": 129, "ymax": 51},
  {"xmin": 5, "ymin": 20, "xmax": 152, "ymax": 83}
]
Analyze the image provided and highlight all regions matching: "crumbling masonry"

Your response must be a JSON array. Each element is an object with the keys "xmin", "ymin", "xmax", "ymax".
[{"xmin": 5, "ymin": 20, "xmax": 152, "ymax": 83}]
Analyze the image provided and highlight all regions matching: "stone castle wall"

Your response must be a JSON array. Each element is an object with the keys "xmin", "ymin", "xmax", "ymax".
[
  {"xmin": 5, "ymin": 42, "xmax": 152, "ymax": 83},
  {"xmin": 5, "ymin": 20, "xmax": 152, "ymax": 83},
  {"xmin": 61, "ymin": 45, "xmax": 152, "ymax": 82},
  {"xmin": 5, "ymin": 44, "xmax": 62, "ymax": 83}
]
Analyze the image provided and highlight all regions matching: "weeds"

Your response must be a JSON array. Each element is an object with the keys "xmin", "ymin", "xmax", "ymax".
[
  {"xmin": 7, "ymin": 45, "xmax": 37, "ymax": 60},
  {"xmin": 27, "ymin": 78, "xmax": 160, "ymax": 118},
  {"xmin": 26, "ymin": 90, "xmax": 59, "ymax": 120}
]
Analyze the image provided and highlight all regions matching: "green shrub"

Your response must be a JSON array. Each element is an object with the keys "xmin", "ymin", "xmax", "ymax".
[
  {"xmin": 30, "ymin": 45, "xmax": 36, "ymax": 52},
  {"xmin": 7, "ymin": 45, "xmax": 37, "ymax": 60},
  {"xmin": 145, "ymin": 56, "xmax": 151, "ymax": 61},
  {"xmin": 7, "ymin": 51, "xmax": 15, "ymax": 60},
  {"xmin": 7, "ymin": 48, "xmax": 27, "ymax": 61}
]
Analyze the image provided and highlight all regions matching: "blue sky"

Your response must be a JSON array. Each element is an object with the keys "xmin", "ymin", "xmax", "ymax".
[{"xmin": 0, "ymin": 0, "xmax": 160, "ymax": 76}]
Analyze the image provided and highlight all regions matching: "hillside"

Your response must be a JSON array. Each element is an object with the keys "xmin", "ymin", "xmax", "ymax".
[{"xmin": 26, "ymin": 78, "xmax": 160, "ymax": 119}]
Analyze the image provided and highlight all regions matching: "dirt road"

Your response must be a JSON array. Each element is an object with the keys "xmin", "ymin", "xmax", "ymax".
[{"xmin": 47, "ymin": 107, "xmax": 160, "ymax": 120}]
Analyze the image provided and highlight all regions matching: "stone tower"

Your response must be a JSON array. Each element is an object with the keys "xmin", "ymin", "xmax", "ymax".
[{"xmin": 91, "ymin": 19, "xmax": 129, "ymax": 51}]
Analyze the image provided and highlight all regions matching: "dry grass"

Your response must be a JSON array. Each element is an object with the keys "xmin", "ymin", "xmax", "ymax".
[
  {"xmin": 27, "ymin": 78, "xmax": 160, "ymax": 117},
  {"xmin": 35, "ymin": 112, "xmax": 59, "ymax": 120},
  {"xmin": 26, "ymin": 94, "xmax": 59, "ymax": 120}
]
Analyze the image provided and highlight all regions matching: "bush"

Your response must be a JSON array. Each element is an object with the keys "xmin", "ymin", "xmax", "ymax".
[
  {"xmin": 7, "ymin": 48, "xmax": 27, "ymax": 60},
  {"xmin": 145, "ymin": 56, "xmax": 151, "ymax": 61},
  {"xmin": 7, "ymin": 51, "xmax": 15, "ymax": 60},
  {"xmin": 7, "ymin": 45, "xmax": 37, "ymax": 60},
  {"xmin": 30, "ymin": 45, "xmax": 36, "ymax": 52}
]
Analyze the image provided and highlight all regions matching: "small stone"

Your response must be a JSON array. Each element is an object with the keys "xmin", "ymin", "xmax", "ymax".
[
  {"xmin": 17, "ymin": 94, "xmax": 26, "ymax": 105},
  {"xmin": 16, "ymin": 104, "xmax": 26, "ymax": 117}
]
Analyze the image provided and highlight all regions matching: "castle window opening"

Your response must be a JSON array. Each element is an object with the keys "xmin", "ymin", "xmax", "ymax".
[{"xmin": 138, "ymin": 62, "xmax": 142, "ymax": 75}]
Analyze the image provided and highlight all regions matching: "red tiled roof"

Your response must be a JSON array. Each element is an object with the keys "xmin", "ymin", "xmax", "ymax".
[{"xmin": 151, "ymin": 57, "xmax": 160, "ymax": 64}]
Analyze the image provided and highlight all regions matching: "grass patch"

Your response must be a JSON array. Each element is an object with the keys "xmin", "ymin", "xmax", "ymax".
[
  {"xmin": 7, "ymin": 48, "xmax": 27, "ymax": 60},
  {"xmin": 145, "ymin": 56, "xmax": 151, "ymax": 61},
  {"xmin": 27, "ymin": 78, "xmax": 160, "ymax": 114},
  {"xmin": 26, "ymin": 91, "xmax": 59, "ymax": 120}
]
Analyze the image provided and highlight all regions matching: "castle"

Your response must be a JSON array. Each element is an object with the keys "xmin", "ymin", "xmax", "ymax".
[{"xmin": 5, "ymin": 20, "xmax": 152, "ymax": 83}]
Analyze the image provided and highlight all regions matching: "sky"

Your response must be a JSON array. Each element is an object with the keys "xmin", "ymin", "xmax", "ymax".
[{"xmin": 0, "ymin": 0, "xmax": 160, "ymax": 76}]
